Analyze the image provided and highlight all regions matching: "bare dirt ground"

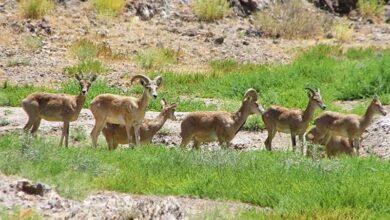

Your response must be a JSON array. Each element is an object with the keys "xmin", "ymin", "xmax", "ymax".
[
  {"xmin": 0, "ymin": 173, "xmax": 267, "ymax": 219},
  {"xmin": 1, "ymin": 105, "xmax": 390, "ymax": 158}
]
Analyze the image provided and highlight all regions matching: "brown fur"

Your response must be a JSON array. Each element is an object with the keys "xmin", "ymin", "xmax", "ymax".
[
  {"xmin": 180, "ymin": 89, "xmax": 264, "ymax": 149},
  {"xmin": 102, "ymin": 100, "xmax": 176, "ymax": 150},
  {"xmin": 90, "ymin": 75, "xmax": 162, "ymax": 148},
  {"xmin": 22, "ymin": 74, "xmax": 97, "ymax": 147},
  {"xmin": 314, "ymin": 96, "xmax": 387, "ymax": 156},
  {"xmin": 262, "ymin": 88, "xmax": 326, "ymax": 153},
  {"xmin": 306, "ymin": 127, "xmax": 353, "ymax": 157}
]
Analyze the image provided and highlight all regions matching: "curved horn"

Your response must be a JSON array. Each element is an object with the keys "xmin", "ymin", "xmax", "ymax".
[
  {"xmin": 131, "ymin": 74, "xmax": 151, "ymax": 85},
  {"xmin": 244, "ymin": 88, "xmax": 258, "ymax": 101},
  {"xmin": 304, "ymin": 87, "xmax": 316, "ymax": 95}
]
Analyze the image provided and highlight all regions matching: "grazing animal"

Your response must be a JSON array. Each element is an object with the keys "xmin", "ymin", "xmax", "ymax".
[
  {"xmin": 180, "ymin": 89, "xmax": 264, "ymax": 149},
  {"xmin": 306, "ymin": 127, "xmax": 353, "ymax": 157},
  {"xmin": 262, "ymin": 88, "xmax": 326, "ymax": 153},
  {"xmin": 90, "ymin": 74, "xmax": 162, "ymax": 148},
  {"xmin": 102, "ymin": 99, "xmax": 177, "ymax": 150},
  {"xmin": 22, "ymin": 74, "xmax": 97, "ymax": 147},
  {"xmin": 314, "ymin": 96, "xmax": 387, "ymax": 156}
]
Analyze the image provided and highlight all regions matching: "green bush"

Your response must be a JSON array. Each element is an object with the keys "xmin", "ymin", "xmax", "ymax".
[
  {"xmin": 70, "ymin": 39, "xmax": 98, "ymax": 61},
  {"xmin": 20, "ymin": 0, "xmax": 54, "ymax": 19},
  {"xmin": 92, "ymin": 0, "xmax": 125, "ymax": 16},
  {"xmin": 135, "ymin": 47, "xmax": 178, "ymax": 70},
  {"xmin": 193, "ymin": 0, "xmax": 230, "ymax": 21},
  {"xmin": 64, "ymin": 59, "xmax": 107, "ymax": 76}
]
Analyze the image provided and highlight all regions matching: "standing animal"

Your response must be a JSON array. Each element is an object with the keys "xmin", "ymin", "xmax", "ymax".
[
  {"xmin": 262, "ymin": 88, "xmax": 326, "ymax": 153},
  {"xmin": 180, "ymin": 89, "xmax": 264, "ymax": 149},
  {"xmin": 102, "ymin": 99, "xmax": 177, "ymax": 150},
  {"xmin": 305, "ymin": 127, "xmax": 353, "ymax": 157},
  {"xmin": 90, "ymin": 74, "xmax": 162, "ymax": 148},
  {"xmin": 22, "ymin": 74, "xmax": 97, "ymax": 147},
  {"xmin": 314, "ymin": 96, "xmax": 387, "ymax": 156}
]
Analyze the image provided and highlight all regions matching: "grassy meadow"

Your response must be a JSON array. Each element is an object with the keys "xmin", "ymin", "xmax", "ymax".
[{"xmin": 0, "ymin": 134, "xmax": 390, "ymax": 219}]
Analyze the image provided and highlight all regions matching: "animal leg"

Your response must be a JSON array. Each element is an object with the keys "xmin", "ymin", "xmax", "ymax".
[
  {"xmin": 299, "ymin": 134, "xmax": 306, "ymax": 155},
  {"xmin": 30, "ymin": 118, "xmax": 41, "ymax": 135},
  {"xmin": 64, "ymin": 122, "xmax": 70, "ymax": 148},
  {"xmin": 354, "ymin": 138, "xmax": 360, "ymax": 156},
  {"xmin": 91, "ymin": 118, "xmax": 106, "ymax": 148},
  {"xmin": 125, "ymin": 124, "xmax": 134, "ymax": 148},
  {"xmin": 23, "ymin": 117, "xmax": 36, "ymax": 133},
  {"xmin": 180, "ymin": 135, "xmax": 192, "ymax": 149},
  {"xmin": 265, "ymin": 129, "xmax": 276, "ymax": 151},
  {"xmin": 192, "ymin": 139, "xmax": 201, "ymax": 150},
  {"xmin": 291, "ymin": 132, "xmax": 297, "ymax": 151},
  {"xmin": 133, "ymin": 124, "xmax": 141, "ymax": 146}
]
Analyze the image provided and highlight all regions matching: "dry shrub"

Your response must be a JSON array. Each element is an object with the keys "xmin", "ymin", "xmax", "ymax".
[
  {"xmin": 92, "ymin": 0, "xmax": 125, "ymax": 17},
  {"xmin": 255, "ymin": 0, "xmax": 333, "ymax": 39},
  {"xmin": 332, "ymin": 19, "xmax": 353, "ymax": 43},
  {"xmin": 20, "ymin": 0, "xmax": 54, "ymax": 19},
  {"xmin": 357, "ymin": 0, "xmax": 385, "ymax": 21},
  {"xmin": 193, "ymin": 0, "xmax": 230, "ymax": 21}
]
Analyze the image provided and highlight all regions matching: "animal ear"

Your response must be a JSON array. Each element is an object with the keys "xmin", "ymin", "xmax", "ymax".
[
  {"xmin": 154, "ymin": 76, "xmax": 162, "ymax": 87},
  {"xmin": 75, "ymin": 74, "xmax": 82, "ymax": 81},
  {"xmin": 90, "ymin": 74, "xmax": 97, "ymax": 82}
]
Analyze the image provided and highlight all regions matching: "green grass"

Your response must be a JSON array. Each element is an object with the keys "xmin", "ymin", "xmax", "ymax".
[
  {"xmin": 1, "ymin": 134, "xmax": 390, "ymax": 218},
  {"xmin": 192, "ymin": 0, "xmax": 230, "ymax": 22},
  {"xmin": 69, "ymin": 39, "xmax": 99, "ymax": 61},
  {"xmin": 22, "ymin": 35, "xmax": 43, "ymax": 51},
  {"xmin": 64, "ymin": 59, "xmax": 107, "ymax": 76},
  {"xmin": 19, "ymin": 0, "xmax": 54, "ymax": 19}
]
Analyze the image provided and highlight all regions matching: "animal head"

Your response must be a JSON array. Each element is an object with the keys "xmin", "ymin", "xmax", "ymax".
[
  {"xmin": 371, "ymin": 95, "xmax": 387, "ymax": 116},
  {"xmin": 243, "ymin": 89, "xmax": 264, "ymax": 115},
  {"xmin": 305, "ymin": 87, "xmax": 326, "ymax": 110},
  {"xmin": 160, "ymin": 99, "xmax": 177, "ymax": 121},
  {"xmin": 75, "ymin": 74, "xmax": 97, "ymax": 96},
  {"xmin": 131, "ymin": 74, "xmax": 162, "ymax": 99}
]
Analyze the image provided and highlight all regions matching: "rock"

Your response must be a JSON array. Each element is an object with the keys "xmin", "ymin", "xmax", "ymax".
[
  {"xmin": 243, "ymin": 40, "xmax": 250, "ymax": 45},
  {"xmin": 245, "ymin": 27, "xmax": 262, "ymax": 37},
  {"xmin": 214, "ymin": 37, "xmax": 225, "ymax": 45},
  {"xmin": 16, "ymin": 181, "xmax": 50, "ymax": 196},
  {"xmin": 325, "ymin": 32, "xmax": 334, "ymax": 39}
]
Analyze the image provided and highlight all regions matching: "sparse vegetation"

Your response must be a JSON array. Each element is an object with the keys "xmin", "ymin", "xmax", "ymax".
[
  {"xmin": 210, "ymin": 58, "xmax": 239, "ymax": 73},
  {"xmin": 255, "ymin": 0, "xmax": 333, "ymax": 39},
  {"xmin": 332, "ymin": 19, "xmax": 353, "ymax": 43},
  {"xmin": 1, "ymin": 134, "xmax": 390, "ymax": 219},
  {"xmin": 71, "ymin": 127, "xmax": 87, "ymax": 142},
  {"xmin": 64, "ymin": 59, "xmax": 107, "ymax": 76},
  {"xmin": 192, "ymin": 0, "xmax": 230, "ymax": 21},
  {"xmin": 70, "ymin": 39, "xmax": 99, "ymax": 61},
  {"xmin": 19, "ymin": 0, "xmax": 54, "ymax": 19},
  {"xmin": 357, "ymin": 0, "xmax": 385, "ymax": 21},
  {"xmin": 7, "ymin": 58, "xmax": 30, "ymax": 67},
  {"xmin": 0, "ymin": 206, "xmax": 42, "ymax": 220},
  {"xmin": 91, "ymin": 0, "xmax": 125, "ymax": 17},
  {"xmin": 135, "ymin": 47, "xmax": 178, "ymax": 70},
  {"xmin": 22, "ymin": 36, "xmax": 43, "ymax": 51}
]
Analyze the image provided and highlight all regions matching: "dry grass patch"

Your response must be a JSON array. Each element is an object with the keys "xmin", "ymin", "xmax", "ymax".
[
  {"xmin": 20, "ymin": 0, "xmax": 54, "ymax": 19},
  {"xmin": 193, "ymin": 0, "xmax": 230, "ymax": 21},
  {"xmin": 255, "ymin": 0, "xmax": 333, "ymax": 39},
  {"xmin": 135, "ymin": 47, "xmax": 179, "ymax": 70},
  {"xmin": 332, "ymin": 19, "xmax": 353, "ymax": 43}
]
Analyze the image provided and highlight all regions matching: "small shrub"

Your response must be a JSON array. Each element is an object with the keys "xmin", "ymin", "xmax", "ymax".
[
  {"xmin": 71, "ymin": 127, "xmax": 87, "ymax": 142},
  {"xmin": 357, "ymin": 0, "xmax": 385, "ymax": 21},
  {"xmin": 92, "ymin": 0, "xmax": 125, "ymax": 16},
  {"xmin": 70, "ymin": 39, "xmax": 98, "ymax": 61},
  {"xmin": 135, "ymin": 47, "xmax": 178, "ymax": 69},
  {"xmin": 0, "ymin": 92, "xmax": 10, "ymax": 106},
  {"xmin": 255, "ymin": 0, "xmax": 333, "ymax": 39},
  {"xmin": 20, "ymin": 0, "xmax": 54, "ymax": 19},
  {"xmin": 64, "ymin": 59, "xmax": 107, "ymax": 75},
  {"xmin": 193, "ymin": 0, "xmax": 230, "ymax": 21},
  {"xmin": 7, "ymin": 58, "xmax": 31, "ymax": 67},
  {"xmin": 23, "ymin": 35, "xmax": 43, "ymax": 51},
  {"xmin": 332, "ymin": 19, "xmax": 353, "ymax": 43}
]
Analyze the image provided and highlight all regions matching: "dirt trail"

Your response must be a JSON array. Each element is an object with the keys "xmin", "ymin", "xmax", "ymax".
[
  {"xmin": 1, "ymin": 106, "xmax": 390, "ymax": 158},
  {"xmin": 0, "ymin": 173, "xmax": 267, "ymax": 219}
]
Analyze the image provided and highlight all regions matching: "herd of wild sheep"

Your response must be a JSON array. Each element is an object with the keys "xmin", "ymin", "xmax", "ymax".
[{"xmin": 21, "ymin": 74, "xmax": 387, "ymax": 157}]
